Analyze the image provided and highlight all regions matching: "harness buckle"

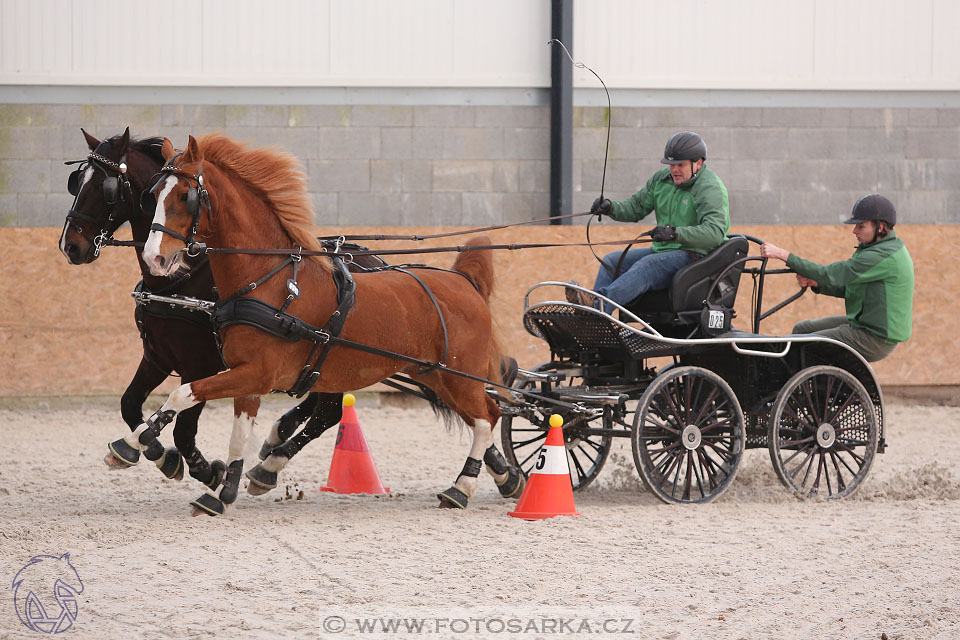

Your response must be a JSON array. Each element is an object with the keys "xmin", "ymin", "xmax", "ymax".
[
  {"xmin": 315, "ymin": 330, "xmax": 331, "ymax": 344},
  {"xmin": 291, "ymin": 247, "xmax": 302, "ymax": 263},
  {"xmin": 333, "ymin": 235, "xmax": 346, "ymax": 252}
]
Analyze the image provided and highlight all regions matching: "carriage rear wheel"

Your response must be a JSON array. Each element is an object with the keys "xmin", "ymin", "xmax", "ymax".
[
  {"xmin": 632, "ymin": 366, "xmax": 744, "ymax": 504},
  {"xmin": 500, "ymin": 365, "xmax": 612, "ymax": 491},
  {"xmin": 768, "ymin": 365, "xmax": 877, "ymax": 499}
]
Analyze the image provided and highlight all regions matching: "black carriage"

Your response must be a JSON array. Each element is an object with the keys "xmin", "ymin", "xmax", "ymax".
[{"xmin": 499, "ymin": 235, "xmax": 884, "ymax": 503}]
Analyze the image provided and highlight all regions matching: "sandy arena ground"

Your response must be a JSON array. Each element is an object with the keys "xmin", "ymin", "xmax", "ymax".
[{"xmin": 1, "ymin": 395, "xmax": 959, "ymax": 639}]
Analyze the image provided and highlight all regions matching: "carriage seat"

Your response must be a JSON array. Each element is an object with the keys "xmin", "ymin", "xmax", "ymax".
[{"xmin": 623, "ymin": 235, "xmax": 749, "ymax": 327}]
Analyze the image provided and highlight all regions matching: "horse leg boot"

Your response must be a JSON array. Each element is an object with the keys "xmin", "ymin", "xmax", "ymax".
[
  {"xmin": 438, "ymin": 419, "xmax": 493, "ymax": 509},
  {"xmin": 113, "ymin": 383, "xmax": 198, "ymax": 455},
  {"xmin": 191, "ymin": 395, "xmax": 259, "ymax": 517},
  {"xmin": 105, "ymin": 357, "xmax": 171, "ymax": 470},
  {"xmin": 484, "ymin": 443, "xmax": 525, "ymax": 499},
  {"xmin": 257, "ymin": 392, "xmax": 320, "ymax": 460},
  {"xmin": 248, "ymin": 393, "xmax": 342, "ymax": 495},
  {"xmin": 172, "ymin": 402, "xmax": 226, "ymax": 490}
]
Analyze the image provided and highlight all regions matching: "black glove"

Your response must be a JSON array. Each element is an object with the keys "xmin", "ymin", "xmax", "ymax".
[
  {"xmin": 590, "ymin": 197, "xmax": 612, "ymax": 219},
  {"xmin": 650, "ymin": 225, "xmax": 678, "ymax": 242}
]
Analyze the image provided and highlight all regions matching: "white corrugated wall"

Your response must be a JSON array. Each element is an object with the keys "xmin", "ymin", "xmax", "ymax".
[{"xmin": 1, "ymin": 0, "xmax": 958, "ymax": 90}]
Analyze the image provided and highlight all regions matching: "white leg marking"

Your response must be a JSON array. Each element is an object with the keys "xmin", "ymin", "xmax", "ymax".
[
  {"xmin": 265, "ymin": 419, "xmax": 283, "ymax": 447},
  {"xmin": 122, "ymin": 383, "xmax": 198, "ymax": 450},
  {"xmin": 162, "ymin": 383, "xmax": 200, "ymax": 413},
  {"xmin": 454, "ymin": 419, "xmax": 493, "ymax": 498},
  {"xmin": 228, "ymin": 412, "xmax": 256, "ymax": 467},
  {"xmin": 142, "ymin": 175, "xmax": 177, "ymax": 273},
  {"xmin": 261, "ymin": 454, "xmax": 290, "ymax": 473}
]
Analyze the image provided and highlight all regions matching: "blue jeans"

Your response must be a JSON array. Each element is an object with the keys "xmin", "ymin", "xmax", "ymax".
[{"xmin": 592, "ymin": 248, "xmax": 695, "ymax": 313}]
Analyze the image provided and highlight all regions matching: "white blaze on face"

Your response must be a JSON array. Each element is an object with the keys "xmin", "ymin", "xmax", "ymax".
[
  {"xmin": 141, "ymin": 175, "xmax": 178, "ymax": 272},
  {"xmin": 59, "ymin": 166, "xmax": 96, "ymax": 253}
]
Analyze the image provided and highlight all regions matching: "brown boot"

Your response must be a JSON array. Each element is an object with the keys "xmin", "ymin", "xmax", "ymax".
[{"xmin": 564, "ymin": 280, "xmax": 595, "ymax": 306}]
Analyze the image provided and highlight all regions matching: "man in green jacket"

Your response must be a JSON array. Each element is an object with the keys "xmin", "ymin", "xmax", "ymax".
[
  {"xmin": 760, "ymin": 194, "xmax": 914, "ymax": 362},
  {"xmin": 568, "ymin": 132, "xmax": 730, "ymax": 312}
]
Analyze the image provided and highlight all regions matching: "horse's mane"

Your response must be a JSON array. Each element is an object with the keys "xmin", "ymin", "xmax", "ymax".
[
  {"xmin": 100, "ymin": 134, "xmax": 166, "ymax": 166},
  {"xmin": 130, "ymin": 136, "xmax": 165, "ymax": 165},
  {"xmin": 193, "ymin": 134, "xmax": 325, "ymax": 266}
]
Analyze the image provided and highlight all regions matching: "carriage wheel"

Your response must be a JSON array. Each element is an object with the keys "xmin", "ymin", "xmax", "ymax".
[
  {"xmin": 632, "ymin": 366, "xmax": 744, "ymax": 504},
  {"xmin": 768, "ymin": 365, "xmax": 877, "ymax": 499},
  {"xmin": 500, "ymin": 365, "xmax": 612, "ymax": 491}
]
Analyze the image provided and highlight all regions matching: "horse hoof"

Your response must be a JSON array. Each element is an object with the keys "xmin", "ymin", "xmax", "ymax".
[
  {"xmin": 497, "ymin": 467, "xmax": 525, "ymax": 499},
  {"xmin": 157, "ymin": 447, "xmax": 184, "ymax": 481},
  {"xmin": 437, "ymin": 486, "xmax": 468, "ymax": 509},
  {"xmin": 189, "ymin": 492, "xmax": 225, "ymax": 517},
  {"xmin": 104, "ymin": 452, "xmax": 130, "ymax": 469},
  {"xmin": 106, "ymin": 438, "xmax": 140, "ymax": 467},
  {"xmin": 245, "ymin": 464, "xmax": 278, "ymax": 495}
]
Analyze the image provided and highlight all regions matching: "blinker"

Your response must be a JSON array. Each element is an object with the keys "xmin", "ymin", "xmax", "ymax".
[
  {"xmin": 186, "ymin": 187, "xmax": 200, "ymax": 217},
  {"xmin": 103, "ymin": 176, "xmax": 119, "ymax": 204},
  {"xmin": 67, "ymin": 168, "xmax": 83, "ymax": 196},
  {"xmin": 140, "ymin": 191, "xmax": 156, "ymax": 214}
]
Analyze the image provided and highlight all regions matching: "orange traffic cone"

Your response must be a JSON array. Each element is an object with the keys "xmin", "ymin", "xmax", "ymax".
[
  {"xmin": 508, "ymin": 415, "xmax": 580, "ymax": 520},
  {"xmin": 320, "ymin": 394, "xmax": 390, "ymax": 494}
]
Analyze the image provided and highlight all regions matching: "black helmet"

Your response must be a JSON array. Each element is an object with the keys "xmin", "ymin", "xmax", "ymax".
[
  {"xmin": 661, "ymin": 132, "xmax": 707, "ymax": 165},
  {"xmin": 844, "ymin": 194, "xmax": 896, "ymax": 228}
]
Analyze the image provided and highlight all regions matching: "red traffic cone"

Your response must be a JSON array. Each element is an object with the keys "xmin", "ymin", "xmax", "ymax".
[
  {"xmin": 320, "ymin": 394, "xmax": 390, "ymax": 494},
  {"xmin": 509, "ymin": 415, "xmax": 580, "ymax": 520}
]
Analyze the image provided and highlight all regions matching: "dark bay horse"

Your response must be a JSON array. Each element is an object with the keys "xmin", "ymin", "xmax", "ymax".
[
  {"xmin": 121, "ymin": 133, "xmax": 521, "ymax": 515},
  {"xmin": 59, "ymin": 128, "xmax": 352, "ymax": 501}
]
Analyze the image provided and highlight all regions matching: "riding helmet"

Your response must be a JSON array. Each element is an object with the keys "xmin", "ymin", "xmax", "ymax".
[
  {"xmin": 844, "ymin": 194, "xmax": 897, "ymax": 228},
  {"xmin": 661, "ymin": 132, "xmax": 707, "ymax": 165}
]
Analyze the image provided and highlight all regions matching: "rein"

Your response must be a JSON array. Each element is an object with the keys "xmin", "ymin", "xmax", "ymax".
[{"xmin": 321, "ymin": 210, "xmax": 593, "ymax": 242}]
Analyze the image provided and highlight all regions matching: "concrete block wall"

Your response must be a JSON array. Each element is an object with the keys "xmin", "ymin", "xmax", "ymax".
[
  {"xmin": 574, "ymin": 106, "xmax": 960, "ymax": 226},
  {"xmin": 3, "ymin": 103, "xmax": 959, "ymax": 229}
]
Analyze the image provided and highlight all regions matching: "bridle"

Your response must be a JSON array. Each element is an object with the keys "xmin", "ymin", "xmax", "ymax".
[
  {"xmin": 64, "ymin": 149, "xmax": 134, "ymax": 257},
  {"xmin": 142, "ymin": 152, "xmax": 210, "ymax": 255}
]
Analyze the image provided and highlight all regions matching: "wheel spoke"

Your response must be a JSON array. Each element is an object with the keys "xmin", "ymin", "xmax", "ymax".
[
  {"xmin": 822, "ymin": 452, "xmax": 833, "ymax": 496},
  {"xmin": 691, "ymin": 452, "xmax": 708, "ymax": 497},
  {"xmin": 780, "ymin": 434, "xmax": 817, "ymax": 448},
  {"xmin": 825, "ymin": 384, "xmax": 856, "ymax": 424},
  {"xmin": 832, "ymin": 448, "xmax": 861, "ymax": 477},
  {"xmin": 783, "ymin": 401, "xmax": 818, "ymax": 433},
  {"xmin": 789, "ymin": 446, "xmax": 816, "ymax": 482},
  {"xmin": 833, "ymin": 439, "xmax": 866, "ymax": 465},
  {"xmin": 828, "ymin": 450, "xmax": 847, "ymax": 493},
  {"xmin": 569, "ymin": 449, "xmax": 589, "ymax": 483},
  {"xmin": 573, "ymin": 441, "xmax": 600, "ymax": 468},
  {"xmin": 682, "ymin": 452, "xmax": 694, "ymax": 500}
]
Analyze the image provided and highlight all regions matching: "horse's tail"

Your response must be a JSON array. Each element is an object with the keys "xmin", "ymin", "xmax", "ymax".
[
  {"xmin": 451, "ymin": 235, "xmax": 504, "ymax": 387},
  {"xmin": 452, "ymin": 235, "xmax": 495, "ymax": 302}
]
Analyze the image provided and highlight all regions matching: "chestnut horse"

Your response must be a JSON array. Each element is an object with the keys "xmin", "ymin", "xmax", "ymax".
[
  {"xmin": 60, "ymin": 128, "xmax": 360, "ymax": 504},
  {"xmin": 115, "ymin": 133, "xmax": 521, "ymax": 515}
]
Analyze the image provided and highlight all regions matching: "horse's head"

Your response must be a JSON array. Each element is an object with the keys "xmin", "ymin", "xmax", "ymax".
[
  {"xmin": 142, "ymin": 135, "xmax": 211, "ymax": 277},
  {"xmin": 59, "ymin": 128, "xmax": 138, "ymax": 264}
]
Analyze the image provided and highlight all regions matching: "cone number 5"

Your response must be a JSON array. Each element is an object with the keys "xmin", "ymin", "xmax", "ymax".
[
  {"xmin": 535, "ymin": 449, "xmax": 546, "ymax": 470},
  {"xmin": 532, "ymin": 444, "xmax": 570, "ymax": 476}
]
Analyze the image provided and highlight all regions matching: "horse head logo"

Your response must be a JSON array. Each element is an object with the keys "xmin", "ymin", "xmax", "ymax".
[{"xmin": 11, "ymin": 553, "xmax": 84, "ymax": 634}]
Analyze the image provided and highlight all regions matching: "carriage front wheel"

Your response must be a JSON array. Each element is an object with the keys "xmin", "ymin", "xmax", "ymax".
[
  {"xmin": 500, "ymin": 364, "xmax": 612, "ymax": 491},
  {"xmin": 632, "ymin": 366, "xmax": 744, "ymax": 504},
  {"xmin": 768, "ymin": 365, "xmax": 878, "ymax": 499}
]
